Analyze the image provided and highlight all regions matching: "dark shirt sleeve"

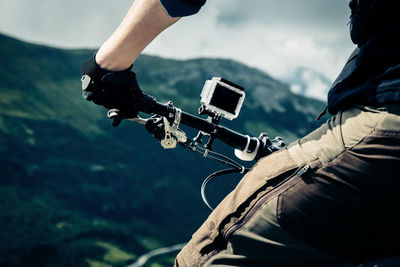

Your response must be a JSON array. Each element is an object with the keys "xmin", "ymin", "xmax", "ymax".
[{"xmin": 159, "ymin": 0, "xmax": 206, "ymax": 17}]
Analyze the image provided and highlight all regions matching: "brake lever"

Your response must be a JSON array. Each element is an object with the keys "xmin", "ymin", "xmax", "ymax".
[
  {"xmin": 107, "ymin": 108, "xmax": 149, "ymax": 125},
  {"xmin": 128, "ymin": 117, "xmax": 149, "ymax": 125}
]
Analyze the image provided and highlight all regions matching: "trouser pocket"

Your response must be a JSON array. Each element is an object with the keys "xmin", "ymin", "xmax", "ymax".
[
  {"xmin": 175, "ymin": 148, "xmax": 301, "ymax": 267},
  {"xmin": 278, "ymin": 128, "xmax": 400, "ymax": 264}
]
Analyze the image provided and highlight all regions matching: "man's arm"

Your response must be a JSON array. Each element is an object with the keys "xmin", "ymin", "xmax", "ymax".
[
  {"xmin": 96, "ymin": 0, "xmax": 180, "ymax": 71},
  {"xmin": 81, "ymin": 0, "xmax": 205, "ymax": 125}
]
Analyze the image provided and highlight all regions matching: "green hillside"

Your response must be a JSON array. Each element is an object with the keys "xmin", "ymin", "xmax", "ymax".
[{"xmin": 0, "ymin": 33, "xmax": 326, "ymax": 266}]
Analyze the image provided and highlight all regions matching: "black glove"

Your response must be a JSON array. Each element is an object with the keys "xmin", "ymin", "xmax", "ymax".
[{"xmin": 81, "ymin": 55, "xmax": 143, "ymax": 126}]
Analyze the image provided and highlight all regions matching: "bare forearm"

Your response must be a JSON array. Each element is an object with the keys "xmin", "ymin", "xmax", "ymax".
[{"xmin": 96, "ymin": 0, "xmax": 180, "ymax": 71}]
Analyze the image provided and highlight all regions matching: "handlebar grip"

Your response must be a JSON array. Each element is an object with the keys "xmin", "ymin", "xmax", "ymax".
[{"xmin": 216, "ymin": 126, "xmax": 258, "ymax": 152}]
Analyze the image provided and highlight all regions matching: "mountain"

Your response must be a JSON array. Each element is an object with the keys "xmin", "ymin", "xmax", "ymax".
[
  {"xmin": 282, "ymin": 66, "xmax": 332, "ymax": 102},
  {"xmin": 3, "ymin": 33, "xmax": 395, "ymax": 267}
]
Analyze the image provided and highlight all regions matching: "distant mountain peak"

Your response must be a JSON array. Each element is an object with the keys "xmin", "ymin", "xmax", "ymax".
[{"xmin": 282, "ymin": 66, "xmax": 332, "ymax": 102}]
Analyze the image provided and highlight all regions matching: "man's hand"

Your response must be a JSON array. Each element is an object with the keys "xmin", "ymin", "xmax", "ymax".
[{"xmin": 81, "ymin": 55, "xmax": 142, "ymax": 126}]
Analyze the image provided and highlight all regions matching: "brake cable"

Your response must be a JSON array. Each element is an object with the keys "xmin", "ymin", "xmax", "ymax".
[{"xmin": 177, "ymin": 140, "xmax": 248, "ymax": 210}]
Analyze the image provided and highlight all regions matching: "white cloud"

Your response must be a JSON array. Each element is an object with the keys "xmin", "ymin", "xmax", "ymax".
[
  {"xmin": 0, "ymin": 0, "xmax": 132, "ymax": 48},
  {"xmin": 145, "ymin": 4, "xmax": 355, "ymax": 82},
  {"xmin": 0, "ymin": 0, "xmax": 355, "ymax": 85}
]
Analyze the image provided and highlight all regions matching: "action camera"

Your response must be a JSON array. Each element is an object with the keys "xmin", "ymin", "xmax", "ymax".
[{"xmin": 200, "ymin": 77, "xmax": 245, "ymax": 120}]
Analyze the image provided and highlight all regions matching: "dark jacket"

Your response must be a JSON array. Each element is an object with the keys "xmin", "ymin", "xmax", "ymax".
[{"xmin": 328, "ymin": 0, "xmax": 400, "ymax": 114}]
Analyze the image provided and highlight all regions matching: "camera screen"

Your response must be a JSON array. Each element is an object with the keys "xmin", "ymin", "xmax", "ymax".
[{"xmin": 209, "ymin": 83, "xmax": 242, "ymax": 114}]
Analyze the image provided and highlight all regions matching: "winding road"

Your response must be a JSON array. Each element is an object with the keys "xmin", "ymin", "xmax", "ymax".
[{"xmin": 125, "ymin": 243, "xmax": 187, "ymax": 267}]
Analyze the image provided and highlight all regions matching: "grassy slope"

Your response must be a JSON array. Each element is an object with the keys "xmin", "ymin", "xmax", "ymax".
[{"xmin": 0, "ymin": 33, "xmax": 326, "ymax": 266}]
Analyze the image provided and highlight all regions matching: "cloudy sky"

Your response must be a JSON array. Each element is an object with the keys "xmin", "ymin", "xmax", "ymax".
[{"xmin": 0, "ymin": 0, "xmax": 356, "ymax": 97}]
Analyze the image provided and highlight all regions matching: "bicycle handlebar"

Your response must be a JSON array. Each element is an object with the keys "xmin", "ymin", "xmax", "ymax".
[{"xmin": 136, "ymin": 93, "xmax": 259, "ymax": 153}]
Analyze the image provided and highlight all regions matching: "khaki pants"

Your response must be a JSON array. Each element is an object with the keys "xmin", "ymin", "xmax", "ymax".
[{"xmin": 175, "ymin": 105, "xmax": 400, "ymax": 267}]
